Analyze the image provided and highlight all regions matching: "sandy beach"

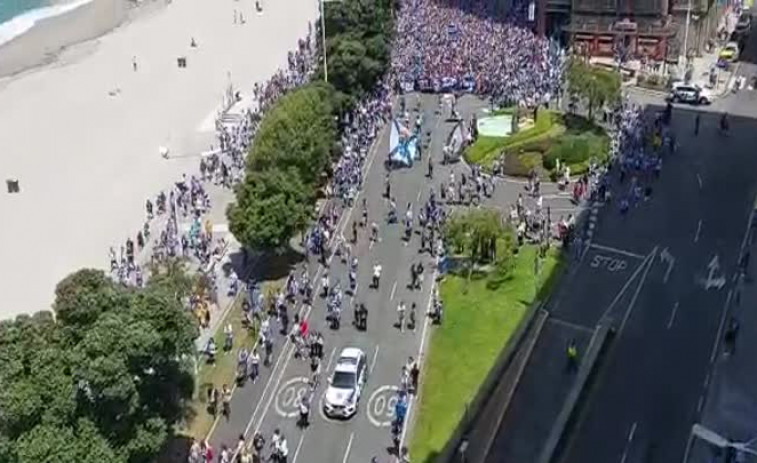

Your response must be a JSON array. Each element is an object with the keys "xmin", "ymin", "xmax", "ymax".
[{"xmin": 0, "ymin": 0, "xmax": 318, "ymax": 317}]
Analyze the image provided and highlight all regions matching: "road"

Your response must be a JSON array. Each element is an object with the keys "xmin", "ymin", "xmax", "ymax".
[
  {"xmin": 557, "ymin": 39, "xmax": 757, "ymax": 463},
  {"xmin": 204, "ymin": 92, "xmax": 582, "ymax": 463}
]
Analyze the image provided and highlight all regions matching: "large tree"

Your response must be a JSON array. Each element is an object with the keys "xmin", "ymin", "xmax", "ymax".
[
  {"xmin": 0, "ymin": 268, "xmax": 198, "ymax": 463},
  {"xmin": 322, "ymin": 0, "xmax": 395, "ymax": 100},
  {"xmin": 228, "ymin": 83, "xmax": 337, "ymax": 252},
  {"xmin": 228, "ymin": 167, "xmax": 314, "ymax": 251},
  {"xmin": 566, "ymin": 58, "xmax": 621, "ymax": 119}
]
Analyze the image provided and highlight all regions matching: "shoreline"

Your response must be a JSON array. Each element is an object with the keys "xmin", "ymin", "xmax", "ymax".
[
  {"xmin": 0, "ymin": 0, "xmax": 318, "ymax": 318},
  {"xmin": 0, "ymin": 0, "xmax": 163, "ymax": 79}
]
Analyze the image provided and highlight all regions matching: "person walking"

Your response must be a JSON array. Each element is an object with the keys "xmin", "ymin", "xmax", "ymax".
[
  {"xmin": 694, "ymin": 113, "xmax": 700, "ymax": 136},
  {"xmin": 566, "ymin": 339, "xmax": 579, "ymax": 372},
  {"xmin": 221, "ymin": 384, "xmax": 232, "ymax": 419}
]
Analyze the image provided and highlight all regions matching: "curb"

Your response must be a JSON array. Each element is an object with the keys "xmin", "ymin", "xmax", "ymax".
[
  {"xmin": 433, "ymin": 299, "xmax": 548, "ymax": 463},
  {"xmin": 583, "ymin": 204, "xmax": 601, "ymax": 249},
  {"xmin": 537, "ymin": 317, "xmax": 615, "ymax": 463},
  {"xmin": 478, "ymin": 308, "xmax": 550, "ymax": 461}
]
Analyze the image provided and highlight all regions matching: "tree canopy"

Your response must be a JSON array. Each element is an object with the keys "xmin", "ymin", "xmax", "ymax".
[
  {"xmin": 0, "ymin": 267, "xmax": 198, "ymax": 463},
  {"xmin": 566, "ymin": 58, "xmax": 621, "ymax": 119},
  {"xmin": 443, "ymin": 208, "xmax": 516, "ymax": 274},
  {"xmin": 322, "ymin": 0, "xmax": 395, "ymax": 102},
  {"xmin": 228, "ymin": 83, "xmax": 337, "ymax": 252}
]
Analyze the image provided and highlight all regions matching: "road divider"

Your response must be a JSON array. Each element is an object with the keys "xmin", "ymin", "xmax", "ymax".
[{"xmin": 537, "ymin": 317, "xmax": 615, "ymax": 463}]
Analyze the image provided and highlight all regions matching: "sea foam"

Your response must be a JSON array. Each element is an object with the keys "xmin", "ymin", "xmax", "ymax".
[{"xmin": 0, "ymin": 0, "xmax": 94, "ymax": 47}]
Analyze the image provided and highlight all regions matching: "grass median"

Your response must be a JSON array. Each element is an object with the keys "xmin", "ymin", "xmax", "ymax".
[
  {"xmin": 180, "ymin": 292, "xmax": 261, "ymax": 440},
  {"xmin": 409, "ymin": 245, "xmax": 563, "ymax": 463}
]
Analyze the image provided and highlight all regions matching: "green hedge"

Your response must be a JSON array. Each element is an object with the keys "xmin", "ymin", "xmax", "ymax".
[{"xmin": 543, "ymin": 132, "xmax": 609, "ymax": 170}]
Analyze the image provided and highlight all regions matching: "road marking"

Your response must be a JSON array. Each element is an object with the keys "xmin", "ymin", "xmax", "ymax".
[
  {"xmin": 367, "ymin": 385, "xmax": 400, "ymax": 427},
  {"xmin": 400, "ymin": 268, "xmax": 438, "ymax": 448},
  {"xmin": 416, "ymin": 189, "xmax": 423, "ymax": 201},
  {"xmin": 697, "ymin": 395, "xmax": 704, "ymax": 413},
  {"xmin": 326, "ymin": 345, "xmax": 337, "ymax": 372},
  {"xmin": 619, "ymin": 247, "xmax": 658, "ymax": 334},
  {"xmin": 710, "ymin": 289, "xmax": 733, "ymax": 364},
  {"xmin": 548, "ymin": 317, "xmax": 594, "ymax": 334},
  {"xmin": 702, "ymin": 254, "xmax": 726, "ymax": 290},
  {"xmin": 274, "ymin": 377, "xmax": 311, "ymax": 418},
  {"xmin": 590, "ymin": 254, "xmax": 628, "ymax": 272},
  {"xmin": 697, "ymin": 174, "xmax": 703, "ymax": 189},
  {"xmin": 620, "ymin": 422, "xmax": 638, "ymax": 463},
  {"xmin": 292, "ymin": 433, "xmax": 307, "ymax": 463},
  {"xmin": 704, "ymin": 372, "xmax": 710, "ymax": 389},
  {"xmin": 590, "ymin": 243, "xmax": 645, "ymax": 260},
  {"xmin": 342, "ymin": 432, "xmax": 354, "ymax": 463},
  {"xmin": 370, "ymin": 345, "xmax": 380, "ymax": 374},
  {"xmin": 247, "ymin": 305, "xmax": 313, "ymax": 440},
  {"xmin": 694, "ymin": 220, "xmax": 702, "ymax": 243},
  {"xmin": 390, "ymin": 280, "xmax": 398, "ymax": 300},
  {"xmin": 599, "ymin": 250, "xmax": 654, "ymax": 322},
  {"xmin": 667, "ymin": 302, "xmax": 679, "ymax": 329},
  {"xmin": 659, "ymin": 247, "xmax": 675, "ymax": 284}
]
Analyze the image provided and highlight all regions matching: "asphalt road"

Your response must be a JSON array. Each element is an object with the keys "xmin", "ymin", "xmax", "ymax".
[
  {"xmin": 204, "ymin": 92, "xmax": 582, "ymax": 463},
  {"xmin": 557, "ymin": 39, "xmax": 757, "ymax": 463}
]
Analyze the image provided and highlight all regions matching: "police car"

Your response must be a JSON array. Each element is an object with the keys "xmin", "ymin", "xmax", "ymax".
[
  {"xmin": 323, "ymin": 347, "xmax": 367, "ymax": 418},
  {"xmin": 667, "ymin": 83, "xmax": 712, "ymax": 105}
]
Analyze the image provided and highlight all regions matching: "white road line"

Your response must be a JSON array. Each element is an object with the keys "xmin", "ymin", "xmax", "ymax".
[
  {"xmin": 697, "ymin": 395, "xmax": 704, "ymax": 413},
  {"xmin": 694, "ymin": 220, "xmax": 702, "ymax": 243},
  {"xmin": 619, "ymin": 422, "xmax": 638, "ymax": 463},
  {"xmin": 681, "ymin": 428, "xmax": 696, "ymax": 463},
  {"xmin": 416, "ymin": 189, "xmax": 423, "ymax": 201},
  {"xmin": 248, "ymin": 304, "xmax": 313, "ymax": 441},
  {"xmin": 342, "ymin": 432, "xmax": 355, "ymax": 463},
  {"xmin": 370, "ymin": 345, "xmax": 380, "ymax": 374},
  {"xmin": 292, "ymin": 433, "xmax": 307, "ymax": 463},
  {"xmin": 619, "ymin": 248, "xmax": 658, "ymax": 334},
  {"xmin": 599, "ymin": 251, "xmax": 654, "ymax": 322},
  {"xmin": 737, "ymin": 193, "xmax": 757, "ymax": 264},
  {"xmin": 697, "ymin": 174, "xmax": 703, "ymax": 189},
  {"xmin": 590, "ymin": 243, "xmax": 646, "ymax": 260},
  {"xmin": 710, "ymin": 289, "xmax": 733, "ymax": 364},
  {"xmin": 667, "ymin": 302, "xmax": 679, "ymax": 329},
  {"xmin": 400, "ymin": 269, "xmax": 438, "ymax": 449},
  {"xmin": 326, "ymin": 346, "xmax": 338, "ymax": 372},
  {"xmin": 390, "ymin": 281, "xmax": 398, "ymax": 300}
]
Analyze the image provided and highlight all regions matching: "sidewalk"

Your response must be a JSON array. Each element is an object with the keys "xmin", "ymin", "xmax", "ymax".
[{"xmin": 688, "ymin": 225, "xmax": 757, "ymax": 462}]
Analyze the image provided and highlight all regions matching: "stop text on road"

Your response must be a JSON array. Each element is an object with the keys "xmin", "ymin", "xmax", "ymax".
[{"xmin": 590, "ymin": 255, "xmax": 627, "ymax": 272}]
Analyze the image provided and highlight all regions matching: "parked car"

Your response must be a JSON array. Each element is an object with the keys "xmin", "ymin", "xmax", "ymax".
[
  {"xmin": 667, "ymin": 83, "xmax": 712, "ymax": 105},
  {"xmin": 719, "ymin": 41, "xmax": 741, "ymax": 62},
  {"xmin": 323, "ymin": 347, "xmax": 367, "ymax": 418}
]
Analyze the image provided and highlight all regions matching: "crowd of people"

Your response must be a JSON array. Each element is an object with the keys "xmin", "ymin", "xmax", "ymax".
[
  {"xmin": 392, "ymin": 0, "xmax": 564, "ymax": 106},
  {"xmin": 609, "ymin": 98, "xmax": 668, "ymax": 216}
]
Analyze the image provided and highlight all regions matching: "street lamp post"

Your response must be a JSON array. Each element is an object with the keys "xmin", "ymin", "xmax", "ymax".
[
  {"xmin": 319, "ymin": 0, "xmax": 341, "ymax": 83},
  {"xmin": 683, "ymin": 0, "xmax": 693, "ymax": 65},
  {"xmin": 692, "ymin": 424, "xmax": 757, "ymax": 457}
]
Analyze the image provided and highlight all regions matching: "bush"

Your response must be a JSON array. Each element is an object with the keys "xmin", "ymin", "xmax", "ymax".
[{"xmin": 543, "ymin": 132, "xmax": 609, "ymax": 171}]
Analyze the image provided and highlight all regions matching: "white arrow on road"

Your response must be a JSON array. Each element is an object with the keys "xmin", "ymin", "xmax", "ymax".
[
  {"xmin": 702, "ymin": 254, "xmax": 727, "ymax": 290},
  {"xmin": 659, "ymin": 247, "xmax": 675, "ymax": 283}
]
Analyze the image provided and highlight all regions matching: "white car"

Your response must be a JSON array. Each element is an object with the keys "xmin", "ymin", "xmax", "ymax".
[
  {"xmin": 667, "ymin": 83, "xmax": 712, "ymax": 105},
  {"xmin": 323, "ymin": 347, "xmax": 367, "ymax": 418}
]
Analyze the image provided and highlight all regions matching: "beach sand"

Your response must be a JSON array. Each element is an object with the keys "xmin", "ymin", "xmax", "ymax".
[{"xmin": 0, "ymin": 0, "xmax": 318, "ymax": 317}]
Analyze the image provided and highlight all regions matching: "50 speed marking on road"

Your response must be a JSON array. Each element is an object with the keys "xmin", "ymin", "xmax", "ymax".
[
  {"xmin": 274, "ymin": 377, "xmax": 310, "ymax": 418},
  {"xmin": 367, "ymin": 385, "xmax": 400, "ymax": 427}
]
